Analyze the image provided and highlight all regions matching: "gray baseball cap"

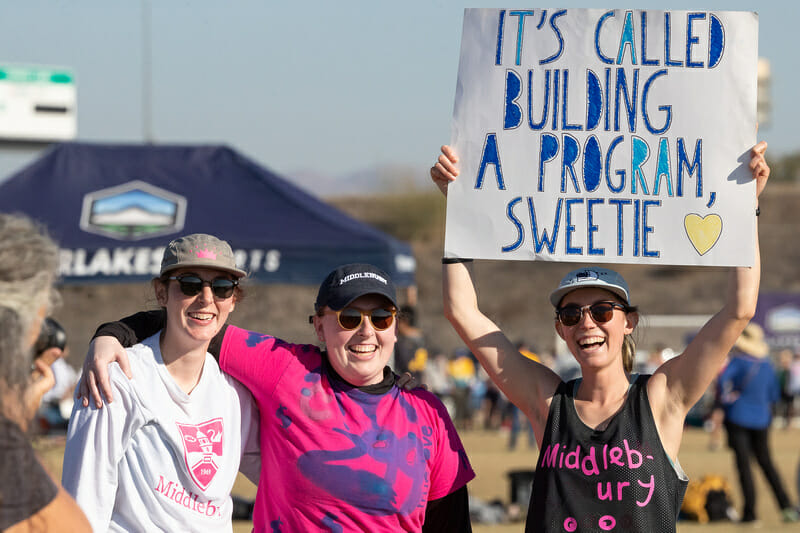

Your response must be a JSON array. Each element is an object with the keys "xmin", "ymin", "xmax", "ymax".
[
  {"xmin": 160, "ymin": 233, "xmax": 246, "ymax": 278},
  {"xmin": 550, "ymin": 267, "xmax": 631, "ymax": 307}
]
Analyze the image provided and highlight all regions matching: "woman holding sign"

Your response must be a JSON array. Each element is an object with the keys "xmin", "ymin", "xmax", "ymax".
[{"xmin": 431, "ymin": 141, "xmax": 769, "ymax": 531}]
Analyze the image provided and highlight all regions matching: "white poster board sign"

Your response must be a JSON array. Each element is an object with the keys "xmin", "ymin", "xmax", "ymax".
[{"xmin": 445, "ymin": 9, "xmax": 758, "ymax": 266}]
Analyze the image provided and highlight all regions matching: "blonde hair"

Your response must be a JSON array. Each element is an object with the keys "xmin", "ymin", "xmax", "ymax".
[{"xmin": 622, "ymin": 334, "xmax": 636, "ymax": 373}]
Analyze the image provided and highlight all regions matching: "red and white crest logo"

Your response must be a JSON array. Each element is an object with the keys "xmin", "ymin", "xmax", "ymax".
[{"xmin": 176, "ymin": 418, "xmax": 224, "ymax": 490}]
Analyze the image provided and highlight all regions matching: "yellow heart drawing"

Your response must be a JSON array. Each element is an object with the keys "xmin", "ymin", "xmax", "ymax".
[{"xmin": 684, "ymin": 214, "xmax": 722, "ymax": 256}]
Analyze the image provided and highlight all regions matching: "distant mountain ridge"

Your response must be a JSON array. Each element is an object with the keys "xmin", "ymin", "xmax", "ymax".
[{"xmin": 287, "ymin": 164, "xmax": 431, "ymax": 197}]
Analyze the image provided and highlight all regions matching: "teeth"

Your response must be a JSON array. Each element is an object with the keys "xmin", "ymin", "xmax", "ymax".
[
  {"xmin": 579, "ymin": 336, "xmax": 605, "ymax": 347},
  {"xmin": 189, "ymin": 312, "xmax": 213, "ymax": 320},
  {"xmin": 349, "ymin": 345, "xmax": 376, "ymax": 354}
]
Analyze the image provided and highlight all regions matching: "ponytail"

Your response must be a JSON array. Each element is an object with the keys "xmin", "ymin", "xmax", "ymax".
[{"xmin": 622, "ymin": 334, "xmax": 636, "ymax": 373}]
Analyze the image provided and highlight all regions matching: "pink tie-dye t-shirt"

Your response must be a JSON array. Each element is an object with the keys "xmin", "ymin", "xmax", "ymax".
[{"xmin": 220, "ymin": 326, "xmax": 474, "ymax": 532}]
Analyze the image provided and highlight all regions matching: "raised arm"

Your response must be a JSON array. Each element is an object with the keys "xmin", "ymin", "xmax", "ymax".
[
  {"xmin": 433, "ymin": 146, "xmax": 561, "ymax": 441},
  {"xmin": 653, "ymin": 142, "xmax": 768, "ymax": 420}
]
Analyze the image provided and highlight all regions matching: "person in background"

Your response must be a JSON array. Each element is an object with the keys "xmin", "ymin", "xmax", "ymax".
[
  {"xmin": 448, "ymin": 347, "xmax": 477, "ymax": 430},
  {"xmin": 717, "ymin": 323, "xmax": 799, "ymax": 525},
  {"xmin": 34, "ymin": 318, "xmax": 77, "ymax": 433},
  {"xmin": 432, "ymin": 140, "xmax": 769, "ymax": 532},
  {"xmin": 775, "ymin": 348, "xmax": 796, "ymax": 428},
  {"xmin": 424, "ymin": 348, "xmax": 453, "ymax": 400},
  {"xmin": 79, "ymin": 263, "xmax": 474, "ymax": 532},
  {"xmin": 637, "ymin": 343, "xmax": 666, "ymax": 375},
  {"xmin": 394, "ymin": 304, "xmax": 428, "ymax": 381},
  {"xmin": 0, "ymin": 213, "xmax": 90, "ymax": 532},
  {"xmin": 507, "ymin": 342, "xmax": 538, "ymax": 451},
  {"xmin": 705, "ymin": 361, "xmax": 729, "ymax": 452},
  {"xmin": 37, "ymin": 356, "xmax": 78, "ymax": 433},
  {"xmin": 790, "ymin": 349, "xmax": 800, "ymax": 415}
]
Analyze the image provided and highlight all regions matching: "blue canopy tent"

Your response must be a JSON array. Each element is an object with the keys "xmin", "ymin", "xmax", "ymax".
[{"xmin": 0, "ymin": 142, "xmax": 415, "ymax": 285}]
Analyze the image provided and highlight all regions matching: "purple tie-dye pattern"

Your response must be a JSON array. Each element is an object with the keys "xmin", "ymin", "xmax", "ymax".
[
  {"xmin": 322, "ymin": 511, "xmax": 343, "ymax": 532},
  {"xmin": 244, "ymin": 331, "xmax": 272, "ymax": 347},
  {"xmin": 297, "ymin": 382, "xmax": 428, "ymax": 516},
  {"xmin": 244, "ymin": 331, "xmax": 297, "ymax": 351},
  {"xmin": 276, "ymin": 406, "xmax": 291, "ymax": 428}
]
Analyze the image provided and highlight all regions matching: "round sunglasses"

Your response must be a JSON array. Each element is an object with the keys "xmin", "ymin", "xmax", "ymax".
[
  {"xmin": 555, "ymin": 301, "xmax": 628, "ymax": 327},
  {"xmin": 320, "ymin": 307, "xmax": 397, "ymax": 331},
  {"xmin": 167, "ymin": 275, "xmax": 238, "ymax": 299}
]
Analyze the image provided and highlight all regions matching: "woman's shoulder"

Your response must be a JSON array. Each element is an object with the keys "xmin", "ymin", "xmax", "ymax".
[
  {"xmin": 399, "ymin": 387, "xmax": 455, "ymax": 420},
  {"xmin": 223, "ymin": 324, "xmax": 318, "ymax": 355},
  {"xmin": 111, "ymin": 336, "xmax": 161, "ymax": 390}
]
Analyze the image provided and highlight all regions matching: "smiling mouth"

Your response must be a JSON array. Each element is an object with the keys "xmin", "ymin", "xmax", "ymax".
[
  {"xmin": 348, "ymin": 345, "xmax": 377, "ymax": 358},
  {"xmin": 188, "ymin": 312, "xmax": 214, "ymax": 321},
  {"xmin": 578, "ymin": 336, "xmax": 605, "ymax": 350}
]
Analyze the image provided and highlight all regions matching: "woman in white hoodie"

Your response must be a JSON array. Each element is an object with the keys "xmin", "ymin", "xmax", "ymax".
[{"xmin": 62, "ymin": 234, "xmax": 259, "ymax": 532}]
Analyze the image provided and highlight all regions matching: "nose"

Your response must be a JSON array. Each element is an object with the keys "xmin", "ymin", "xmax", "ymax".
[
  {"xmin": 576, "ymin": 305, "xmax": 597, "ymax": 327},
  {"xmin": 354, "ymin": 313, "xmax": 376, "ymax": 336},
  {"xmin": 197, "ymin": 284, "xmax": 215, "ymax": 303}
]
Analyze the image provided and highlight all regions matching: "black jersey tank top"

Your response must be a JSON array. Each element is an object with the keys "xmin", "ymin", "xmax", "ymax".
[{"xmin": 526, "ymin": 374, "xmax": 688, "ymax": 532}]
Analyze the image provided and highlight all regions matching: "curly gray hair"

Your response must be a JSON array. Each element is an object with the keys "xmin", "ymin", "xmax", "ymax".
[{"xmin": 0, "ymin": 213, "xmax": 60, "ymax": 395}]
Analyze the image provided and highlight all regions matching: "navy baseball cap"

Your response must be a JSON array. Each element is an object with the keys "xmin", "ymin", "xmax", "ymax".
[{"xmin": 314, "ymin": 263, "xmax": 397, "ymax": 311}]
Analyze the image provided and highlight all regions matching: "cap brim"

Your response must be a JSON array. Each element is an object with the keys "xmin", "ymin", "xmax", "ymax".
[
  {"xmin": 331, "ymin": 289, "xmax": 398, "ymax": 311},
  {"xmin": 550, "ymin": 284, "xmax": 629, "ymax": 307},
  {"xmin": 161, "ymin": 262, "xmax": 246, "ymax": 278}
]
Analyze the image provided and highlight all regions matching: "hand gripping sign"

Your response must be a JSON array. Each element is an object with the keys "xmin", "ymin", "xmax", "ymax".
[{"xmin": 444, "ymin": 9, "xmax": 758, "ymax": 266}]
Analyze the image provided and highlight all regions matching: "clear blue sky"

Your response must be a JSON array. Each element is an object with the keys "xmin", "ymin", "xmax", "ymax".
[{"xmin": 1, "ymin": 1, "xmax": 797, "ymax": 186}]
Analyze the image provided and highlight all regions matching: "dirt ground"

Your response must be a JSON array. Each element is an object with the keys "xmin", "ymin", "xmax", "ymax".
[{"xmin": 36, "ymin": 425, "xmax": 800, "ymax": 532}]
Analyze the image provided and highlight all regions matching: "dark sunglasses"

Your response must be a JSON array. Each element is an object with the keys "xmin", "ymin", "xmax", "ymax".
[
  {"xmin": 323, "ymin": 307, "xmax": 397, "ymax": 331},
  {"xmin": 167, "ymin": 275, "xmax": 238, "ymax": 299},
  {"xmin": 555, "ymin": 301, "xmax": 628, "ymax": 327}
]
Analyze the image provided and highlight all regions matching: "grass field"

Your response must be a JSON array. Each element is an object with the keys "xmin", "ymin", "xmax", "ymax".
[{"xmin": 36, "ymin": 426, "xmax": 800, "ymax": 532}]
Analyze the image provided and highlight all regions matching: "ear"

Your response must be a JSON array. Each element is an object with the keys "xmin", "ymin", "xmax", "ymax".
[
  {"xmin": 555, "ymin": 319, "xmax": 566, "ymax": 341},
  {"xmin": 154, "ymin": 279, "xmax": 168, "ymax": 307},
  {"xmin": 312, "ymin": 315, "xmax": 326, "ymax": 343},
  {"xmin": 624, "ymin": 311, "xmax": 639, "ymax": 334}
]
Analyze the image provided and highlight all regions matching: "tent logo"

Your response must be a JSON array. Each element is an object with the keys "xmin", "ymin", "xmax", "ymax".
[{"xmin": 80, "ymin": 180, "xmax": 187, "ymax": 240}]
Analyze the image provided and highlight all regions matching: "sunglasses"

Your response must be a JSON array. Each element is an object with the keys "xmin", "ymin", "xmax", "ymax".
[
  {"xmin": 167, "ymin": 275, "xmax": 238, "ymax": 299},
  {"xmin": 555, "ymin": 301, "xmax": 628, "ymax": 327},
  {"xmin": 322, "ymin": 307, "xmax": 397, "ymax": 331}
]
